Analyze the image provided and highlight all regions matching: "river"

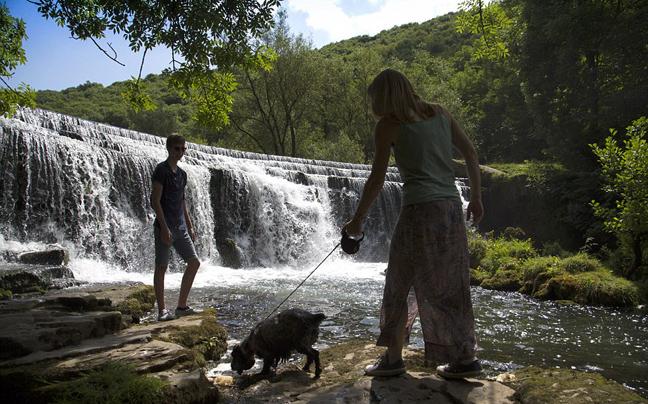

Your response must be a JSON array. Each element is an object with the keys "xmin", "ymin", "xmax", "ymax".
[{"xmin": 66, "ymin": 257, "xmax": 648, "ymax": 398}]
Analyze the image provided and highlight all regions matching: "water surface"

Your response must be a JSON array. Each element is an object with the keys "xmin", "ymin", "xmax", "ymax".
[{"xmin": 71, "ymin": 257, "xmax": 648, "ymax": 397}]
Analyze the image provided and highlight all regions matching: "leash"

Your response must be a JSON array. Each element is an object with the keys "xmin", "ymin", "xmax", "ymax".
[{"xmin": 264, "ymin": 242, "xmax": 341, "ymax": 320}]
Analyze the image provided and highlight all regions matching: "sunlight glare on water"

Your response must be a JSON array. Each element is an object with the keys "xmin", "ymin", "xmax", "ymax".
[{"xmin": 67, "ymin": 256, "xmax": 648, "ymax": 398}]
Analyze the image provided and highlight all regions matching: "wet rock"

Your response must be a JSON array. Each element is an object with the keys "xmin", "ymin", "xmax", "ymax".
[
  {"xmin": 0, "ymin": 264, "xmax": 78, "ymax": 295},
  {"xmin": 217, "ymin": 238, "xmax": 243, "ymax": 269},
  {"xmin": 0, "ymin": 287, "xmax": 227, "ymax": 404},
  {"xmin": 18, "ymin": 248, "xmax": 69, "ymax": 266}
]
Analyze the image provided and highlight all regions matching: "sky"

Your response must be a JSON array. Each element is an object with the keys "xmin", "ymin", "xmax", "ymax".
[{"xmin": 5, "ymin": 0, "xmax": 462, "ymax": 91}]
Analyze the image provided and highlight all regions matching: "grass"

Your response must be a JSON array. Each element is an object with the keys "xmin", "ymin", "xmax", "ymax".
[
  {"xmin": 49, "ymin": 362, "xmax": 166, "ymax": 404},
  {"xmin": 487, "ymin": 163, "xmax": 530, "ymax": 176},
  {"xmin": 469, "ymin": 234, "xmax": 642, "ymax": 307},
  {"xmin": 510, "ymin": 366, "xmax": 647, "ymax": 404}
]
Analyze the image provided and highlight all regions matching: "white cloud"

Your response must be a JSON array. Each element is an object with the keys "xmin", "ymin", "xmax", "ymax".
[{"xmin": 286, "ymin": 0, "xmax": 462, "ymax": 45}]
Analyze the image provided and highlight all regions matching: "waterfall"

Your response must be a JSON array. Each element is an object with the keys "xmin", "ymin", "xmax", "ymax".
[{"xmin": 0, "ymin": 108, "xmax": 408, "ymax": 270}]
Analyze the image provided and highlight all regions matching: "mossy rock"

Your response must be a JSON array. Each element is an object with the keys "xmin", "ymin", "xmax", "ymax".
[
  {"xmin": 0, "ymin": 288, "xmax": 12, "ymax": 300},
  {"xmin": 533, "ymin": 272, "xmax": 639, "ymax": 307},
  {"xmin": 469, "ymin": 268, "xmax": 490, "ymax": 286},
  {"xmin": 480, "ymin": 269, "xmax": 524, "ymax": 292},
  {"xmin": 216, "ymin": 238, "xmax": 242, "ymax": 269},
  {"xmin": 0, "ymin": 270, "xmax": 47, "ymax": 295},
  {"xmin": 114, "ymin": 285, "xmax": 156, "ymax": 322},
  {"xmin": 153, "ymin": 309, "xmax": 228, "ymax": 365},
  {"xmin": 520, "ymin": 271, "xmax": 554, "ymax": 296},
  {"xmin": 511, "ymin": 366, "xmax": 647, "ymax": 404}
]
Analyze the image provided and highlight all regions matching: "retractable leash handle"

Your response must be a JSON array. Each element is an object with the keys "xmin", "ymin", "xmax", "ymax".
[{"xmin": 341, "ymin": 231, "xmax": 364, "ymax": 254}]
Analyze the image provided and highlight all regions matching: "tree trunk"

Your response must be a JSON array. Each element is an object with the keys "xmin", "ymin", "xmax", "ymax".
[{"xmin": 625, "ymin": 234, "xmax": 644, "ymax": 279}]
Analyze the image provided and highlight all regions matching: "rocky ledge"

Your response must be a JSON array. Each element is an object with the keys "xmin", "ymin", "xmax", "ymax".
[{"xmin": 0, "ymin": 286, "xmax": 645, "ymax": 404}]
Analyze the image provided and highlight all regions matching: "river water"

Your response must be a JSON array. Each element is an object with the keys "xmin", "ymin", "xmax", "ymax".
[
  {"xmin": 1, "ymin": 108, "xmax": 646, "ymax": 397},
  {"xmin": 67, "ymin": 257, "xmax": 648, "ymax": 398}
]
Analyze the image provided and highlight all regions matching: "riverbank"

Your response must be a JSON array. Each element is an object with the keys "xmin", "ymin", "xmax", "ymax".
[
  {"xmin": 467, "ymin": 230, "xmax": 646, "ymax": 308},
  {"xmin": 0, "ymin": 284, "xmax": 645, "ymax": 404}
]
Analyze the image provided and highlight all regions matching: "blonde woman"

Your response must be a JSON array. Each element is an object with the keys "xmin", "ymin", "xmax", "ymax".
[{"xmin": 342, "ymin": 69, "xmax": 483, "ymax": 378}]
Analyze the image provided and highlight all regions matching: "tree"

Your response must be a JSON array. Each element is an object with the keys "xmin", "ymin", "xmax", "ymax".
[
  {"xmin": 0, "ymin": 4, "xmax": 35, "ymax": 116},
  {"xmin": 317, "ymin": 48, "xmax": 383, "ymax": 162},
  {"xmin": 28, "ymin": 0, "xmax": 280, "ymax": 128},
  {"xmin": 591, "ymin": 117, "xmax": 648, "ymax": 279},
  {"xmin": 456, "ymin": 0, "xmax": 514, "ymax": 60},
  {"xmin": 519, "ymin": 0, "xmax": 648, "ymax": 170},
  {"xmin": 224, "ymin": 10, "xmax": 320, "ymax": 157}
]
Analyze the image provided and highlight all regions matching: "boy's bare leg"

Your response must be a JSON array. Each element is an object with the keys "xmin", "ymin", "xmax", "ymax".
[
  {"xmin": 177, "ymin": 258, "xmax": 200, "ymax": 308},
  {"xmin": 154, "ymin": 265, "xmax": 168, "ymax": 312}
]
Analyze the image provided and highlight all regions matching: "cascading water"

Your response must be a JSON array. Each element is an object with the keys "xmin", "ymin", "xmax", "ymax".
[
  {"xmin": 0, "ymin": 108, "xmax": 646, "ymax": 398},
  {"xmin": 0, "ymin": 107, "xmax": 402, "ymax": 268}
]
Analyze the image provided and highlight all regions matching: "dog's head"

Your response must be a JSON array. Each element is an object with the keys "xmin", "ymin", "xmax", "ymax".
[{"xmin": 230, "ymin": 344, "xmax": 255, "ymax": 375}]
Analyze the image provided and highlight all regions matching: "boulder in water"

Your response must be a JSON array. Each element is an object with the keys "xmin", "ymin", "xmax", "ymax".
[
  {"xmin": 217, "ymin": 238, "xmax": 242, "ymax": 269},
  {"xmin": 18, "ymin": 248, "xmax": 69, "ymax": 266}
]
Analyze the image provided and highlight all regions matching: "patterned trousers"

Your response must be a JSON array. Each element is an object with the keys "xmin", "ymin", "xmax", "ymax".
[{"xmin": 376, "ymin": 199, "xmax": 478, "ymax": 363}]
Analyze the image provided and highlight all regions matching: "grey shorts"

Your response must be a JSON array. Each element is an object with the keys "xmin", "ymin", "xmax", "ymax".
[{"xmin": 154, "ymin": 225, "xmax": 198, "ymax": 267}]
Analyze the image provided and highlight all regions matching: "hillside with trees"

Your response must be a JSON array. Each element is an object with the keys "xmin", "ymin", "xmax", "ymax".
[{"xmin": 4, "ymin": 0, "xmax": 648, "ymax": 283}]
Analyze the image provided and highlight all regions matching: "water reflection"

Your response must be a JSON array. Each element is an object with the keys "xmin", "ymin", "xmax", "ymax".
[{"xmin": 185, "ymin": 263, "xmax": 647, "ymax": 398}]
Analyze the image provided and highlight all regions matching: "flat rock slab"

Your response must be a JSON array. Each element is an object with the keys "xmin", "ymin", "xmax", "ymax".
[
  {"xmin": 221, "ymin": 369, "xmax": 517, "ymax": 404},
  {"xmin": 0, "ymin": 309, "xmax": 123, "ymax": 359},
  {"xmin": 0, "ymin": 312, "xmax": 205, "ymax": 368}
]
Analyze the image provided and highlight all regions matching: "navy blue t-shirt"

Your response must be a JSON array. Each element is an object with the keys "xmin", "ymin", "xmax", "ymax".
[{"xmin": 152, "ymin": 161, "xmax": 187, "ymax": 230}]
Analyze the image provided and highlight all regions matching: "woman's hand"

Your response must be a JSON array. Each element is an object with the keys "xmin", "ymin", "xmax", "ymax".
[
  {"xmin": 342, "ymin": 217, "xmax": 364, "ymax": 237},
  {"xmin": 466, "ymin": 199, "xmax": 484, "ymax": 226}
]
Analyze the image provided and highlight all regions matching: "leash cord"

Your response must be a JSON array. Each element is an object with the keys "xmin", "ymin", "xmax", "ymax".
[{"xmin": 264, "ymin": 242, "xmax": 341, "ymax": 320}]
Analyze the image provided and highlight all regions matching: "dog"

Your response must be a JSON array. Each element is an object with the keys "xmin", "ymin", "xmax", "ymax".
[{"xmin": 231, "ymin": 308, "xmax": 326, "ymax": 377}]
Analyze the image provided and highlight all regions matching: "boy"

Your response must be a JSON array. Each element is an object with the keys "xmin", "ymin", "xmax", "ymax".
[{"xmin": 151, "ymin": 134, "xmax": 201, "ymax": 321}]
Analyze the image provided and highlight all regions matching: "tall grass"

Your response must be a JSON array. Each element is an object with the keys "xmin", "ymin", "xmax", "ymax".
[{"xmin": 51, "ymin": 363, "xmax": 165, "ymax": 404}]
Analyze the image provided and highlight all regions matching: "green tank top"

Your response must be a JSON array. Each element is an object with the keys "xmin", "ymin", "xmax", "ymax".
[{"xmin": 392, "ymin": 113, "xmax": 460, "ymax": 206}]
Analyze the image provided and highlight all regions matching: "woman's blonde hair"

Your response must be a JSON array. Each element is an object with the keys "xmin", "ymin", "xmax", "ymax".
[{"xmin": 367, "ymin": 69, "xmax": 434, "ymax": 123}]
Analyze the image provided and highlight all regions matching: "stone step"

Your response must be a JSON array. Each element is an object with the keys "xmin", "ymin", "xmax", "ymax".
[{"xmin": 0, "ymin": 309, "xmax": 124, "ymax": 360}]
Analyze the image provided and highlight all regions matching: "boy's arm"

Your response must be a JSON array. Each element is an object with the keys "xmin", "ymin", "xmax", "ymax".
[
  {"xmin": 151, "ymin": 180, "xmax": 172, "ymax": 244},
  {"xmin": 449, "ymin": 111, "xmax": 484, "ymax": 226},
  {"xmin": 183, "ymin": 199, "xmax": 195, "ymax": 242}
]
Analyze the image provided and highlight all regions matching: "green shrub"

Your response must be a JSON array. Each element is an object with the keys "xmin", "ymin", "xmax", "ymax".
[
  {"xmin": 468, "ymin": 236, "xmax": 489, "ymax": 269},
  {"xmin": 558, "ymin": 253, "xmax": 605, "ymax": 274},
  {"xmin": 541, "ymin": 241, "xmax": 570, "ymax": 258},
  {"xmin": 637, "ymin": 279, "xmax": 648, "ymax": 305},
  {"xmin": 502, "ymin": 227, "xmax": 526, "ymax": 240},
  {"xmin": 481, "ymin": 237, "xmax": 536, "ymax": 274},
  {"xmin": 520, "ymin": 256, "xmax": 562, "ymax": 281}
]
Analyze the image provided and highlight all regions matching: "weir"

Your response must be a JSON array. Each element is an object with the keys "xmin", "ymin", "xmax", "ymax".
[{"xmin": 0, "ymin": 108, "xmax": 408, "ymax": 269}]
